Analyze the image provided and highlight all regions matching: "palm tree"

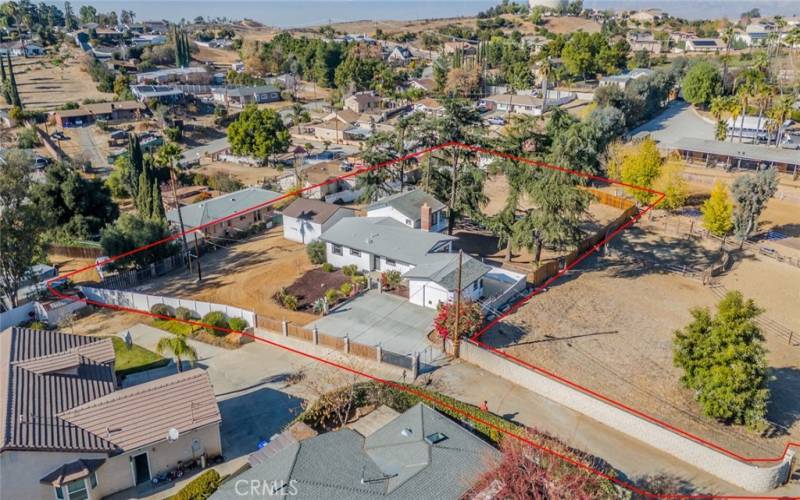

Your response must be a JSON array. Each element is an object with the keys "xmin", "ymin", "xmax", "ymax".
[
  {"xmin": 709, "ymin": 96, "xmax": 728, "ymax": 121},
  {"xmin": 156, "ymin": 141, "xmax": 190, "ymax": 259},
  {"xmin": 720, "ymin": 26, "xmax": 734, "ymax": 89},
  {"xmin": 156, "ymin": 334, "xmax": 198, "ymax": 373},
  {"xmin": 291, "ymin": 102, "xmax": 310, "ymax": 134},
  {"xmin": 539, "ymin": 57, "xmax": 554, "ymax": 113},
  {"xmin": 768, "ymin": 95, "xmax": 793, "ymax": 147}
]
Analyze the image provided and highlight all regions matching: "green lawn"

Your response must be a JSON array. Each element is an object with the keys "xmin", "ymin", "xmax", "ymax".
[
  {"xmin": 152, "ymin": 318, "xmax": 201, "ymax": 336},
  {"xmin": 111, "ymin": 336, "xmax": 170, "ymax": 376}
]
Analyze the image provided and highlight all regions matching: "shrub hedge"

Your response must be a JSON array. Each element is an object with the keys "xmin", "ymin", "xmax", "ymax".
[
  {"xmin": 170, "ymin": 469, "xmax": 221, "ymax": 500},
  {"xmin": 151, "ymin": 303, "xmax": 174, "ymax": 318},
  {"xmin": 202, "ymin": 311, "xmax": 229, "ymax": 337}
]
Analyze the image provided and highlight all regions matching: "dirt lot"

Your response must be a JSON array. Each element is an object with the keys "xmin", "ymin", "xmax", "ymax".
[
  {"xmin": 134, "ymin": 226, "xmax": 319, "ymax": 325},
  {"xmin": 481, "ymin": 222, "xmax": 800, "ymax": 457},
  {"xmin": 49, "ymin": 254, "xmax": 101, "ymax": 284},
  {"xmin": 193, "ymin": 161, "xmax": 286, "ymax": 186},
  {"xmin": 10, "ymin": 48, "xmax": 114, "ymax": 111}
]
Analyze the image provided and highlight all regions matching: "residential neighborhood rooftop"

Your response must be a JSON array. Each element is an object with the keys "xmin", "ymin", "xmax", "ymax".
[
  {"xmin": 403, "ymin": 253, "xmax": 491, "ymax": 291},
  {"xmin": 167, "ymin": 187, "xmax": 281, "ymax": 229},
  {"xmin": 281, "ymin": 198, "xmax": 354, "ymax": 225},
  {"xmin": 213, "ymin": 403, "xmax": 497, "ymax": 500},
  {"xmin": 321, "ymin": 217, "xmax": 455, "ymax": 266},
  {"xmin": 367, "ymin": 190, "xmax": 446, "ymax": 224}
]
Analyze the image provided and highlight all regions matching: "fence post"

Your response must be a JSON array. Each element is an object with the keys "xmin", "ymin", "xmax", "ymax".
[
  {"xmin": 312, "ymin": 325, "xmax": 319, "ymax": 345},
  {"xmin": 376, "ymin": 344, "xmax": 382, "ymax": 363},
  {"xmin": 411, "ymin": 352, "xmax": 419, "ymax": 379},
  {"xmin": 344, "ymin": 335, "xmax": 350, "ymax": 354},
  {"xmin": 282, "ymin": 319, "xmax": 288, "ymax": 337}
]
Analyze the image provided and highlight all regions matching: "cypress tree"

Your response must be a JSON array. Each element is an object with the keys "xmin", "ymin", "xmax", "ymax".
[
  {"xmin": 127, "ymin": 134, "xmax": 143, "ymax": 198},
  {"xmin": 151, "ymin": 178, "xmax": 166, "ymax": 221},
  {"xmin": 0, "ymin": 56, "xmax": 9, "ymax": 105},
  {"xmin": 0, "ymin": 55, "xmax": 6, "ymax": 83},
  {"xmin": 7, "ymin": 54, "xmax": 21, "ymax": 108},
  {"xmin": 137, "ymin": 168, "xmax": 152, "ymax": 218}
]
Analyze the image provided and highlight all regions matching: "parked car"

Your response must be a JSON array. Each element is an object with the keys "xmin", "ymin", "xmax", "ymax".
[
  {"xmin": 50, "ymin": 131, "xmax": 67, "ymax": 141},
  {"xmin": 487, "ymin": 117, "xmax": 505, "ymax": 126},
  {"xmin": 32, "ymin": 155, "xmax": 52, "ymax": 169}
]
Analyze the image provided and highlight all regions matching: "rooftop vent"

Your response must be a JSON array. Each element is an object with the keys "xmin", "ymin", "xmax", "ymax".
[
  {"xmin": 424, "ymin": 432, "xmax": 448, "ymax": 445},
  {"xmin": 401, "ymin": 428, "xmax": 413, "ymax": 437}
]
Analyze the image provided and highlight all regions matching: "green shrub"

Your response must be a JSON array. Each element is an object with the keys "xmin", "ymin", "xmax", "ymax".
[
  {"xmin": 307, "ymin": 240, "xmax": 326, "ymax": 265},
  {"xmin": 324, "ymin": 289, "xmax": 339, "ymax": 304},
  {"xmin": 26, "ymin": 320, "xmax": 50, "ymax": 330},
  {"xmin": 150, "ymin": 303, "xmax": 174, "ymax": 318},
  {"xmin": 175, "ymin": 306, "xmax": 195, "ymax": 321},
  {"xmin": 351, "ymin": 275, "xmax": 367, "ymax": 289},
  {"xmin": 228, "ymin": 317, "xmax": 249, "ymax": 332},
  {"xmin": 321, "ymin": 262, "xmax": 335, "ymax": 272},
  {"xmin": 339, "ymin": 282, "xmax": 353, "ymax": 297},
  {"xmin": 384, "ymin": 270, "xmax": 402, "ymax": 289},
  {"xmin": 202, "ymin": 311, "xmax": 229, "ymax": 336},
  {"xmin": 342, "ymin": 264, "xmax": 359, "ymax": 277},
  {"xmin": 171, "ymin": 469, "xmax": 221, "ymax": 500}
]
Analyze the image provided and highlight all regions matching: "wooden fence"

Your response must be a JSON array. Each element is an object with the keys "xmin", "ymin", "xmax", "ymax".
[
  {"xmin": 529, "ymin": 204, "xmax": 639, "ymax": 286},
  {"xmin": 255, "ymin": 314, "xmax": 410, "ymax": 370},
  {"xmin": 49, "ymin": 244, "xmax": 103, "ymax": 260}
]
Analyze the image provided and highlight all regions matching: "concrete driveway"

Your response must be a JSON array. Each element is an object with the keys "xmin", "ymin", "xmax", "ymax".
[
  {"xmin": 117, "ymin": 324, "xmax": 307, "ymax": 460},
  {"xmin": 308, "ymin": 290, "xmax": 436, "ymax": 356},
  {"xmin": 630, "ymin": 101, "xmax": 714, "ymax": 147}
]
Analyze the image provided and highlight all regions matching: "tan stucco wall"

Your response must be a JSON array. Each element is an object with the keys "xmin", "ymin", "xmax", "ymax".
[
  {"xmin": 0, "ymin": 423, "xmax": 221, "ymax": 499},
  {"xmin": 0, "ymin": 449, "xmax": 108, "ymax": 500}
]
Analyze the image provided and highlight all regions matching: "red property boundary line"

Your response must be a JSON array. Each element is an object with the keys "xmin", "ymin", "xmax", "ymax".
[{"xmin": 45, "ymin": 141, "xmax": 797, "ymax": 499}]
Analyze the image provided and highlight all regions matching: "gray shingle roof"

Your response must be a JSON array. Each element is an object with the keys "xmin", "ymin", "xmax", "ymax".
[
  {"xmin": 0, "ymin": 328, "xmax": 117, "ymax": 453},
  {"xmin": 321, "ymin": 218, "xmax": 455, "ymax": 266},
  {"xmin": 402, "ymin": 253, "xmax": 491, "ymax": 291},
  {"xmin": 670, "ymin": 137, "xmax": 800, "ymax": 166},
  {"xmin": 167, "ymin": 187, "xmax": 281, "ymax": 229},
  {"xmin": 366, "ymin": 190, "xmax": 446, "ymax": 224},
  {"xmin": 212, "ymin": 403, "xmax": 497, "ymax": 500}
]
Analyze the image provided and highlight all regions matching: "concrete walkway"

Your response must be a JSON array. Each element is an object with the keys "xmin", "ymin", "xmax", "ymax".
[{"xmin": 431, "ymin": 359, "xmax": 800, "ymax": 497}]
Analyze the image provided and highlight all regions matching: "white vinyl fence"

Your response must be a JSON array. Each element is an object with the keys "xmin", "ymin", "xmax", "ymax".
[{"xmin": 79, "ymin": 286, "xmax": 256, "ymax": 327}]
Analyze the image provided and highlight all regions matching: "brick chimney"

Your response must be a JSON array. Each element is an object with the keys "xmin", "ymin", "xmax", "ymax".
[{"xmin": 420, "ymin": 202, "xmax": 432, "ymax": 231}]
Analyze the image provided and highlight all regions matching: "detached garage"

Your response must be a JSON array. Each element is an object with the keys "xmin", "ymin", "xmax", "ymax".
[{"xmin": 281, "ymin": 198, "xmax": 354, "ymax": 244}]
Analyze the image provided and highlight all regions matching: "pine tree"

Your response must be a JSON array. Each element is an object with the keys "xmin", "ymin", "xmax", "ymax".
[
  {"xmin": 151, "ymin": 179, "xmax": 166, "ymax": 221},
  {"xmin": 6, "ymin": 54, "xmax": 21, "ymax": 108}
]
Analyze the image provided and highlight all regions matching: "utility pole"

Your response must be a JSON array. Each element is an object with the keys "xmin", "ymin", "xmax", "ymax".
[
  {"xmin": 194, "ymin": 236, "xmax": 202, "ymax": 282},
  {"xmin": 453, "ymin": 250, "xmax": 463, "ymax": 358}
]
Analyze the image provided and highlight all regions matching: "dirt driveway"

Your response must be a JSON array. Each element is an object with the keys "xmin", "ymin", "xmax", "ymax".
[
  {"xmin": 135, "ymin": 226, "xmax": 318, "ymax": 325},
  {"xmin": 481, "ymin": 223, "xmax": 800, "ymax": 458}
]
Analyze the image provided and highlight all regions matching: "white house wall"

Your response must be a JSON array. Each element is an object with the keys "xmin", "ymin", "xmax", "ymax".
[
  {"xmin": 325, "ymin": 242, "xmax": 373, "ymax": 271},
  {"xmin": 283, "ymin": 217, "xmax": 323, "ymax": 244},
  {"xmin": 408, "ymin": 278, "xmax": 484, "ymax": 309},
  {"xmin": 367, "ymin": 206, "xmax": 416, "ymax": 228}
]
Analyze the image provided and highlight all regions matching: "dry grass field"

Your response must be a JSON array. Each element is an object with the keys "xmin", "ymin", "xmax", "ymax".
[
  {"xmin": 480, "ymin": 221, "xmax": 800, "ymax": 457},
  {"xmin": 10, "ymin": 49, "xmax": 114, "ymax": 111},
  {"xmin": 134, "ymin": 226, "xmax": 319, "ymax": 325}
]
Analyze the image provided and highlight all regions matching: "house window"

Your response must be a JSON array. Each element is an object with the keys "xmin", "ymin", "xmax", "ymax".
[
  {"xmin": 405, "ymin": 218, "xmax": 412, "ymax": 226},
  {"xmin": 386, "ymin": 259, "xmax": 396, "ymax": 266},
  {"xmin": 332, "ymin": 244, "xmax": 343, "ymax": 256},
  {"xmin": 65, "ymin": 479, "xmax": 88, "ymax": 500},
  {"xmin": 89, "ymin": 472, "xmax": 97, "ymax": 489},
  {"xmin": 350, "ymin": 248, "xmax": 361, "ymax": 257}
]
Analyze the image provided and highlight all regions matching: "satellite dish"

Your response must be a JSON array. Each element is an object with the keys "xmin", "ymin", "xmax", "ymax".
[{"xmin": 167, "ymin": 427, "xmax": 180, "ymax": 442}]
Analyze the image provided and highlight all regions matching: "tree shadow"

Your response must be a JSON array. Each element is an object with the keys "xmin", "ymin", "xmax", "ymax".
[
  {"xmin": 766, "ymin": 366, "xmax": 800, "ymax": 434},
  {"xmin": 607, "ymin": 226, "xmax": 720, "ymax": 279},
  {"xmin": 629, "ymin": 473, "xmax": 710, "ymax": 499}
]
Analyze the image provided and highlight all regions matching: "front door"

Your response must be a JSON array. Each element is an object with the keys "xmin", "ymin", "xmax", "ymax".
[
  {"xmin": 132, "ymin": 452, "xmax": 150, "ymax": 485},
  {"xmin": 373, "ymin": 254, "xmax": 381, "ymax": 271}
]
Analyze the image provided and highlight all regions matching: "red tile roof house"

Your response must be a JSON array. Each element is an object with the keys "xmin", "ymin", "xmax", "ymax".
[{"xmin": 0, "ymin": 328, "xmax": 222, "ymax": 500}]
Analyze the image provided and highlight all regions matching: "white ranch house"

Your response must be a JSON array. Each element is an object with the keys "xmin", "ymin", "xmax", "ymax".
[
  {"xmin": 319, "ymin": 217, "xmax": 525, "ymax": 310},
  {"xmin": 281, "ymin": 198, "xmax": 355, "ymax": 244},
  {"xmin": 366, "ymin": 189, "xmax": 448, "ymax": 233}
]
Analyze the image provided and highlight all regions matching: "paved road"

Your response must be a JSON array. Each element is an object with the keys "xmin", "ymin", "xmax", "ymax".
[
  {"xmin": 74, "ymin": 126, "xmax": 107, "ymax": 170},
  {"xmin": 630, "ymin": 101, "xmax": 714, "ymax": 148}
]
